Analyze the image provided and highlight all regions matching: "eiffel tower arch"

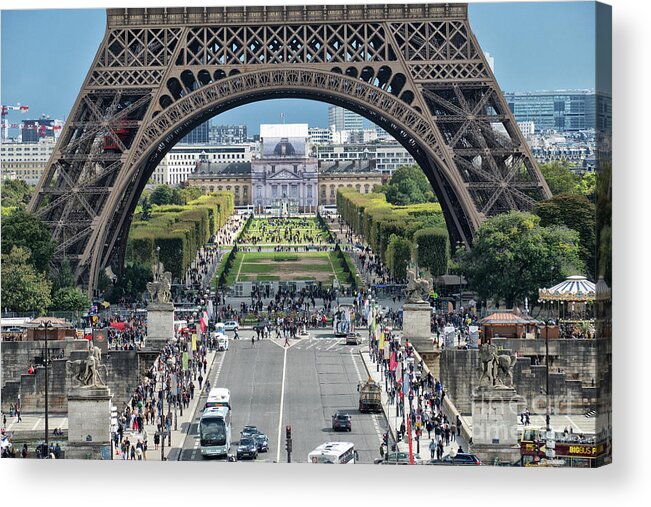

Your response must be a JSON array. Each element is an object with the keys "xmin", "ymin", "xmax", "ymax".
[{"xmin": 29, "ymin": 4, "xmax": 551, "ymax": 295}]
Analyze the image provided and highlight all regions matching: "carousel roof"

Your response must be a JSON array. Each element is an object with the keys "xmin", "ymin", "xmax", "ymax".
[
  {"xmin": 539, "ymin": 275, "xmax": 595, "ymax": 302},
  {"xmin": 480, "ymin": 312, "xmax": 541, "ymax": 325}
]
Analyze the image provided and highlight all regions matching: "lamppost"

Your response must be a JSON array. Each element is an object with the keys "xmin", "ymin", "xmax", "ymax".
[
  {"xmin": 39, "ymin": 320, "xmax": 53, "ymax": 458},
  {"xmin": 544, "ymin": 319, "xmax": 554, "ymax": 432}
]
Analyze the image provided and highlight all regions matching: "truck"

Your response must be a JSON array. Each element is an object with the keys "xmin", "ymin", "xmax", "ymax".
[{"xmin": 358, "ymin": 378, "xmax": 382, "ymax": 413}]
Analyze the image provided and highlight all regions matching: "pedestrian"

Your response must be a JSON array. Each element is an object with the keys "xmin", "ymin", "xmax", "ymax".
[
  {"xmin": 16, "ymin": 405, "xmax": 22, "ymax": 423},
  {"xmin": 456, "ymin": 415, "xmax": 462, "ymax": 437},
  {"xmin": 284, "ymin": 334, "xmax": 290, "ymax": 347},
  {"xmin": 429, "ymin": 438, "xmax": 436, "ymax": 460},
  {"xmin": 21, "ymin": 444, "xmax": 28, "ymax": 458},
  {"xmin": 154, "ymin": 431, "xmax": 160, "ymax": 450},
  {"xmin": 198, "ymin": 373, "xmax": 204, "ymax": 390},
  {"xmin": 251, "ymin": 335, "xmax": 256, "ymax": 348},
  {"xmin": 436, "ymin": 440, "xmax": 444, "ymax": 460},
  {"xmin": 426, "ymin": 420, "xmax": 433, "ymax": 439}
]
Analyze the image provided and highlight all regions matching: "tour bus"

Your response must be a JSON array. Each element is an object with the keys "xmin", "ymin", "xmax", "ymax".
[
  {"xmin": 199, "ymin": 406, "xmax": 231, "ymax": 458},
  {"xmin": 307, "ymin": 442, "xmax": 358, "ymax": 464},
  {"xmin": 204, "ymin": 387, "xmax": 231, "ymax": 411}
]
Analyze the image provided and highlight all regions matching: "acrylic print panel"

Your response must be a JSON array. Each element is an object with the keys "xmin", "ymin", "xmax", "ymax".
[{"xmin": 0, "ymin": 1, "xmax": 611, "ymax": 468}]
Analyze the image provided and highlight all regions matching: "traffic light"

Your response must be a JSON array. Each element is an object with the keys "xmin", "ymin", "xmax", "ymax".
[
  {"xmin": 383, "ymin": 432, "xmax": 388, "ymax": 445},
  {"xmin": 286, "ymin": 425, "xmax": 292, "ymax": 440}
]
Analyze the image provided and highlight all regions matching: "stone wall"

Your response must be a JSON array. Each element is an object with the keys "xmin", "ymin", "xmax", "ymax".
[
  {"xmin": 1, "ymin": 349, "xmax": 146, "ymax": 414},
  {"xmin": 440, "ymin": 346, "xmax": 598, "ymax": 416},
  {"xmin": 1, "ymin": 339, "xmax": 89, "ymax": 388}
]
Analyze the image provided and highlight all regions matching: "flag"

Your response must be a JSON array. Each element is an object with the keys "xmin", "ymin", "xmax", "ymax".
[
  {"xmin": 389, "ymin": 351, "xmax": 397, "ymax": 372},
  {"xmin": 199, "ymin": 315, "xmax": 207, "ymax": 334},
  {"xmin": 379, "ymin": 330, "xmax": 385, "ymax": 351},
  {"xmin": 182, "ymin": 352, "xmax": 189, "ymax": 370},
  {"xmin": 191, "ymin": 333, "xmax": 197, "ymax": 351}
]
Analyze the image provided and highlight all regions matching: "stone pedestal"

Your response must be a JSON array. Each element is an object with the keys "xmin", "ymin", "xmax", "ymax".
[
  {"xmin": 470, "ymin": 386, "xmax": 525, "ymax": 465},
  {"xmin": 146, "ymin": 302, "xmax": 175, "ymax": 351},
  {"xmin": 402, "ymin": 301, "xmax": 433, "ymax": 352},
  {"xmin": 66, "ymin": 386, "xmax": 112, "ymax": 460}
]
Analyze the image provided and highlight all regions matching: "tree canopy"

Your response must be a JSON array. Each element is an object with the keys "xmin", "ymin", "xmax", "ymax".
[
  {"xmin": 383, "ymin": 165, "xmax": 437, "ymax": 205},
  {"xmin": 1, "ymin": 179, "xmax": 34, "ymax": 209},
  {"xmin": 539, "ymin": 161, "xmax": 580, "ymax": 195},
  {"xmin": 50, "ymin": 287, "xmax": 91, "ymax": 312},
  {"xmin": 534, "ymin": 193, "xmax": 596, "ymax": 279},
  {"xmin": 1, "ymin": 208, "xmax": 55, "ymax": 272},
  {"xmin": 1, "ymin": 247, "xmax": 52, "ymax": 314},
  {"xmin": 458, "ymin": 211, "xmax": 583, "ymax": 308},
  {"xmin": 149, "ymin": 184, "xmax": 184, "ymax": 206}
]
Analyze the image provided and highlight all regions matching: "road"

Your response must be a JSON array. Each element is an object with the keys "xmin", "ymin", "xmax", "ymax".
[{"xmin": 178, "ymin": 329, "xmax": 388, "ymax": 463}]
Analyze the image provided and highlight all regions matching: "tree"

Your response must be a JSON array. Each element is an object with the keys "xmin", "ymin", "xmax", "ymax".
[
  {"xmin": 140, "ymin": 195, "xmax": 152, "ymax": 221},
  {"xmin": 50, "ymin": 287, "xmax": 91, "ymax": 312},
  {"xmin": 574, "ymin": 171, "xmax": 597, "ymax": 201},
  {"xmin": 1, "ymin": 179, "xmax": 34, "ymax": 209},
  {"xmin": 386, "ymin": 234, "xmax": 412, "ymax": 280},
  {"xmin": 179, "ymin": 185, "xmax": 204, "ymax": 204},
  {"xmin": 534, "ymin": 193, "xmax": 596, "ymax": 279},
  {"xmin": 149, "ymin": 184, "xmax": 174, "ymax": 205},
  {"xmin": 1, "ymin": 247, "xmax": 52, "ymax": 314},
  {"xmin": 383, "ymin": 165, "xmax": 437, "ymax": 205},
  {"xmin": 1, "ymin": 209, "xmax": 55, "ymax": 272},
  {"xmin": 458, "ymin": 211, "xmax": 582, "ymax": 308},
  {"xmin": 52, "ymin": 257, "xmax": 76, "ymax": 291},
  {"xmin": 414, "ymin": 228, "xmax": 449, "ymax": 277},
  {"xmin": 539, "ymin": 161, "xmax": 580, "ymax": 195}
]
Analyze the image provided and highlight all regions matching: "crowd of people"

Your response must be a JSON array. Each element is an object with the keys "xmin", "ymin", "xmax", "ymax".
[{"xmin": 239, "ymin": 217, "xmax": 330, "ymax": 245}]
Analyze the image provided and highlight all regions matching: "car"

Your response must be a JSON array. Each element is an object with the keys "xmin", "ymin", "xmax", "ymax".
[
  {"xmin": 374, "ymin": 451, "xmax": 422, "ymax": 464},
  {"xmin": 331, "ymin": 411, "xmax": 352, "ymax": 432},
  {"xmin": 240, "ymin": 425, "xmax": 259, "ymax": 438},
  {"xmin": 253, "ymin": 433, "xmax": 269, "ymax": 453},
  {"xmin": 236, "ymin": 437, "xmax": 258, "ymax": 460},
  {"xmin": 224, "ymin": 321, "xmax": 239, "ymax": 331},
  {"xmin": 425, "ymin": 453, "xmax": 481, "ymax": 466}
]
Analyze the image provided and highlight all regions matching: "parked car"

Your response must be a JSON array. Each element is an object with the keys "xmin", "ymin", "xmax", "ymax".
[
  {"xmin": 236, "ymin": 437, "xmax": 258, "ymax": 460},
  {"xmin": 240, "ymin": 425, "xmax": 259, "ymax": 438},
  {"xmin": 425, "ymin": 453, "xmax": 481, "ymax": 466},
  {"xmin": 253, "ymin": 433, "xmax": 269, "ymax": 453},
  {"xmin": 224, "ymin": 321, "xmax": 239, "ymax": 331},
  {"xmin": 331, "ymin": 411, "xmax": 352, "ymax": 432}
]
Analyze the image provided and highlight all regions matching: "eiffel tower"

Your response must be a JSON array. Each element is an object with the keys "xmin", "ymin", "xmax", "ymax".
[{"xmin": 29, "ymin": 4, "xmax": 551, "ymax": 294}]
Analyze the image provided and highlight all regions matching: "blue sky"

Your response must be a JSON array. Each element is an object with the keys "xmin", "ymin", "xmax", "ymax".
[{"xmin": 1, "ymin": 2, "xmax": 600, "ymax": 135}]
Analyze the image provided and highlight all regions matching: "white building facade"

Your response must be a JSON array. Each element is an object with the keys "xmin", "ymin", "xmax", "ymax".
[
  {"xmin": 315, "ymin": 142, "xmax": 415, "ymax": 175},
  {"xmin": 152, "ymin": 144, "xmax": 254, "ymax": 185},
  {"xmin": 0, "ymin": 138, "xmax": 56, "ymax": 185},
  {"xmin": 251, "ymin": 124, "xmax": 319, "ymax": 213}
]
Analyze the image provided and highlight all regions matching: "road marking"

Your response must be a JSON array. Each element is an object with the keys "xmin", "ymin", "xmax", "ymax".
[
  {"xmin": 276, "ymin": 345, "xmax": 288, "ymax": 463},
  {"xmin": 31, "ymin": 418, "xmax": 42, "ymax": 431},
  {"xmin": 326, "ymin": 340, "xmax": 343, "ymax": 350},
  {"xmin": 306, "ymin": 341, "xmax": 319, "ymax": 350}
]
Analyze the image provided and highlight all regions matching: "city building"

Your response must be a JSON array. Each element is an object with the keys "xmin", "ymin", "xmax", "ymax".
[
  {"xmin": 308, "ymin": 127, "xmax": 333, "ymax": 145},
  {"xmin": 152, "ymin": 144, "xmax": 253, "ymax": 185},
  {"xmin": 188, "ymin": 159, "xmax": 251, "ymax": 206},
  {"xmin": 504, "ymin": 89, "xmax": 602, "ymax": 133},
  {"xmin": 315, "ymin": 142, "xmax": 415, "ymax": 175},
  {"xmin": 251, "ymin": 123, "xmax": 319, "ymax": 213},
  {"xmin": 186, "ymin": 125, "xmax": 383, "ymax": 208},
  {"xmin": 210, "ymin": 124, "xmax": 248, "ymax": 144},
  {"xmin": 484, "ymin": 51, "xmax": 495, "ymax": 72},
  {"xmin": 517, "ymin": 121, "xmax": 536, "ymax": 138},
  {"xmin": 318, "ymin": 159, "xmax": 383, "ymax": 205},
  {"xmin": 179, "ymin": 119, "xmax": 210, "ymax": 144},
  {"xmin": 527, "ymin": 130, "xmax": 597, "ymax": 172},
  {"xmin": 0, "ymin": 138, "xmax": 56, "ymax": 185},
  {"xmin": 20, "ymin": 117, "xmax": 62, "ymax": 143},
  {"xmin": 328, "ymin": 105, "xmax": 364, "ymax": 131}
]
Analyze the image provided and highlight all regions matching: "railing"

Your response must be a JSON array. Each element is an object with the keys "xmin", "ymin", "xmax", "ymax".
[{"xmin": 107, "ymin": 4, "xmax": 468, "ymax": 28}]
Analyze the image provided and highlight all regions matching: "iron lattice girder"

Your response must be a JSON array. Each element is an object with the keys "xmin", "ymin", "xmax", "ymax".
[{"xmin": 29, "ymin": 4, "xmax": 551, "ymax": 295}]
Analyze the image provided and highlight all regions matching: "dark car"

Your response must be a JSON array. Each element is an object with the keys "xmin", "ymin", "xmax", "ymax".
[
  {"xmin": 426, "ymin": 453, "xmax": 481, "ymax": 466},
  {"xmin": 236, "ymin": 437, "xmax": 258, "ymax": 460},
  {"xmin": 253, "ymin": 433, "xmax": 269, "ymax": 452},
  {"xmin": 331, "ymin": 411, "xmax": 352, "ymax": 432},
  {"xmin": 240, "ymin": 425, "xmax": 259, "ymax": 438},
  {"xmin": 374, "ymin": 451, "xmax": 422, "ymax": 464}
]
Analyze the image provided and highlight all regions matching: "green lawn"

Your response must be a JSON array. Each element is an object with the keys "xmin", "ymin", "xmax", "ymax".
[{"xmin": 239, "ymin": 217, "xmax": 332, "ymax": 245}]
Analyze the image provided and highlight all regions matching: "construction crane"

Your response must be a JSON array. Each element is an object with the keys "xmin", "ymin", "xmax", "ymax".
[{"xmin": 1, "ymin": 102, "xmax": 29, "ymax": 141}]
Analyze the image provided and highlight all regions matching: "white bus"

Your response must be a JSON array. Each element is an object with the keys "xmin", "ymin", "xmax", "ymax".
[
  {"xmin": 199, "ymin": 406, "xmax": 231, "ymax": 458},
  {"xmin": 307, "ymin": 442, "xmax": 358, "ymax": 464},
  {"xmin": 205, "ymin": 387, "xmax": 231, "ymax": 410}
]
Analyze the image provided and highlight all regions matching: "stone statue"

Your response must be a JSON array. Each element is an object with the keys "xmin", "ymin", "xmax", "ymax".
[
  {"xmin": 479, "ymin": 343, "xmax": 517, "ymax": 388},
  {"xmin": 406, "ymin": 264, "xmax": 430, "ymax": 303},
  {"xmin": 147, "ymin": 270, "xmax": 172, "ymax": 304},
  {"xmin": 66, "ymin": 346, "xmax": 108, "ymax": 388}
]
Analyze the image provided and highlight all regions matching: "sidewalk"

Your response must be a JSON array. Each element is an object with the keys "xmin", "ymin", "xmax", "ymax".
[
  {"xmin": 358, "ymin": 347, "xmax": 470, "ymax": 463},
  {"xmin": 114, "ymin": 350, "xmax": 219, "ymax": 461}
]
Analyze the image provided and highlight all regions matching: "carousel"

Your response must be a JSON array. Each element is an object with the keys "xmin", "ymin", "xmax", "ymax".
[{"xmin": 538, "ymin": 275, "xmax": 596, "ymax": 339}]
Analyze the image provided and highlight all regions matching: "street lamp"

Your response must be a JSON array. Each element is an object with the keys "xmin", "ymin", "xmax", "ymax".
[
  {"xmin": 39, "ymin": 320, "xmax": 53, "ymax": 458},
  {"xmin": 544, "ymin": 319, "xmax": 554, "ymax": 433}
]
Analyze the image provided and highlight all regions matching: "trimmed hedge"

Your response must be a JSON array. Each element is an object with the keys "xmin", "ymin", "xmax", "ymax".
[
  {"xmin": 126, "ymin": 192, "xmax": 234, "ymax": 280},
  {"xmin": 336, "ymin": 188, "xmax": 448, "ymax": 280},
  {"xmin": 414, "ymin": 227, "xmax": 449, "ymax": 277}
]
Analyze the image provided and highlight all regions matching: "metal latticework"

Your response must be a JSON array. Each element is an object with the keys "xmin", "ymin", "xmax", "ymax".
[{"xmin": 29, "ymin": 4, "xmax": 551, "ymax": 295}]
